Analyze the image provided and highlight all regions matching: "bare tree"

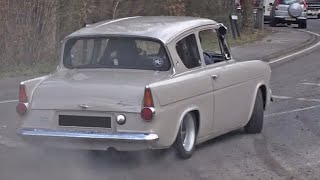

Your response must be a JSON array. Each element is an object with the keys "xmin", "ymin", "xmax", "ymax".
[
  {"xmin": 241, "ymin": 0, "xmax": 254, "ymax": 30},
  {"xmin": 1, "ymin": 0, "xmax": 58, "ymax": 68}
]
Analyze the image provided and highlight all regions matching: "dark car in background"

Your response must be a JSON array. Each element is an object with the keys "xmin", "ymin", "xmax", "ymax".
[{"xmin": 306, "ymin": 0, "xmax": 320, "ymax": 18}]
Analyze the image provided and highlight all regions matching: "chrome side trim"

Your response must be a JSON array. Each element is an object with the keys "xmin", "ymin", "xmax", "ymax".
[{"xmin": 18, "ymin": 128, "xmax": 159, "ymax": 142}]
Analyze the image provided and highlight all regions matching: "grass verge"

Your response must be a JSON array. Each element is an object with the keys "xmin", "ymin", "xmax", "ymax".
[
  {"xmin": 227, "ymin": 28, "xmax": 273, "ymax": 47},
  {"xmin": 0, "ymin": 61, "xmax": 58, "ymax": 79}
]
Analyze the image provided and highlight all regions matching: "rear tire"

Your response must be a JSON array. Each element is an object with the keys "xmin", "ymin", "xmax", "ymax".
[
  {"xmin": 244, "ymin": 90, "xmax": 264, "ymax": 134},
  {"xmin": 298, "ymin": 20, "xmax": 307, "ymax": 29},
  {"xmin": 174, "ymin": 113, "xmax": 197, "ymax": 159}
]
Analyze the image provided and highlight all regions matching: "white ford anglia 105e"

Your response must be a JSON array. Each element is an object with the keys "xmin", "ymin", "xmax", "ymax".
[{"xmin": 17, "ymin": 16, "xmax": 272, "ymax": 159}]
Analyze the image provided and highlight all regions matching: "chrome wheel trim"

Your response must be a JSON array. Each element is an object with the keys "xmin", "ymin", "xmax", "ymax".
[{"xmin": 181, "ymin": 114, "xmax": 196, "ymax": 152}]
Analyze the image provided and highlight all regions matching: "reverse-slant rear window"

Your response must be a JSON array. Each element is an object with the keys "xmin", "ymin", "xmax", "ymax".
[{"xmin": 63, "ymin": 37, "xmax": 171, "ymax": 71}]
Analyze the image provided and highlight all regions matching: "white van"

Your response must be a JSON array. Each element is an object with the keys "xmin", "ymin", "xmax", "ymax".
[{"xmin": 264, "ymin": 0, "xmax": 275, "ymax": 20}]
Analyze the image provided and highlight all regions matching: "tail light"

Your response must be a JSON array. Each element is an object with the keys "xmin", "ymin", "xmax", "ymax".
[
  {"xmin": 141, "ymin": 107, "xmax": 155, "ymax": 121},
  {"xmin": 16, "ymin": 103, "xmax": 28, "ymax": 115},
  {"xmin": 19, "ymin": 84, "xmax": 28, "ymax": 103},
  {"xmin": 16, "ymin": 84, "xmax": 28, "ymax": 115},
  {"xmin": 143, "ymin": 88, "xmax": 154, "ymax": 107},
  {"xmin": 303, "ymin": 0, "xmax": 308, "ymax": 10},
  {"xmin": 141, "ymin": 88, "xmax": 155, "ymax": 121},
  {"xmin": 275, "ymin": 0, "xmax": 280, "ymax": 10}
]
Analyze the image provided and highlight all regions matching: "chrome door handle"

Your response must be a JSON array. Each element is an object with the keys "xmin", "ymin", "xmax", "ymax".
[
  {"xmin": 211, "ymin": 75, "xmax": 220, "ymax": 80},
  {"xmin": 79, "ymin": 104, "xmax": 89, "ymax": 109}
]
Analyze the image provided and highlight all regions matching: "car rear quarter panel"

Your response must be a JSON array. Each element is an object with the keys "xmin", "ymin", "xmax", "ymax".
[
  {"xmin": 148, "ymin": 68, "xmax": 215, "ymax": 147},
  {"xmin": 21, "ymin": 75, "xmax": 50, "ymax": 103}
]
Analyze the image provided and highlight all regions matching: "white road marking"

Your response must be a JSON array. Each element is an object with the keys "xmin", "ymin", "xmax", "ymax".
[
  {"xmin": 272, "ymin": 95, "xmax": 292, "ymax": 99},
  {"xmin": 300, "ymin": 83, "xmax": 320, "ymax": 87},
  {"xmin": 296, "ymin": 98, "xmax": 320, "ymax": 103},
  {"xmin": 265, "ymin": 104, "xmax": 320, "ymax": 117},
  {"xmin": 0, "ymin": 100, "xmax": 18, "ymax": 104},
  {"xmin": 272, "ymin": 95, "xmax": 320, "ymax": 102},
  {"xmin": 0, "ymin": 135, "xmax": 26, "ymax": 148},
  {"xmin": 268, "ymin": 30, "xmax": 320, "ymax": 64}
]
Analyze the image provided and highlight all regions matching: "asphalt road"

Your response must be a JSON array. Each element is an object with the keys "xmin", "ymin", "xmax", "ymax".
[{"xmin": 1, "ymin": 20, "xmax": 320, "ymax": 180}]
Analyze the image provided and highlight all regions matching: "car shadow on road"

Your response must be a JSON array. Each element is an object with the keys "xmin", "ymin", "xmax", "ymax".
[
  {"xmin": 81, "ymin": 128, "xmax": 247, "ymax": 169},
  {"xmin": 275, "ymin": 24, "xmax": 289, "ymax": 28},
  {"xmin": 82, "ymin": 147, "xmax": 178, "ymax": 170},
  {"xmin": 2, "ymin": 128, "xmax": 251, "ymax": 178},
  {"xmin": 195, "ymin": 128, "xmax": 245, "ymax": 150}
]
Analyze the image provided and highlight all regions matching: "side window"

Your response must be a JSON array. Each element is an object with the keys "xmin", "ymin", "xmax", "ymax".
[
  {"xmin": 199, "ymin": 29, "xmax": 225, "ymax": 65},
  {"xmin": 199, "ymin": 29, "xmax": 222, "ymax": 54},
  {"xmin": 176, "ymin": 34, "xmax": 201, "ymax": 69}
]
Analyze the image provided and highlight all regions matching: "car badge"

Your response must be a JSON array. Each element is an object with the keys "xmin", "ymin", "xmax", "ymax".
[
  {"xmin": 153, "ymin": 58, "xmax": 164, "ymax": 68},
  {"xmin": 40, "ymin": 114, "xmax": 49, "ymax": 121}
]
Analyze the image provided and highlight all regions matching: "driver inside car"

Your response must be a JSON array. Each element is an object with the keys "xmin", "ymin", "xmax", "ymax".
[
  {"xmin": 199, "ymin": 36, "xmax": 215, "ymax": 65},
  {"xmin": 203, "ymin": 52, "xmax": 214, "ymax": 65}
]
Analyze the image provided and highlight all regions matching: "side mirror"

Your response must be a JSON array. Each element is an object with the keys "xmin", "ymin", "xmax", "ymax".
[
  {"xmin": 218, "ymin": 24, "xmax": 227, "ymax": 36},
  {"xmin": 269, "ymin": 3, "xmax": 273, "ymax": 6},
  {"xmin": 224, "ymin": 53, "xmax": 231, "ymax": 60}
]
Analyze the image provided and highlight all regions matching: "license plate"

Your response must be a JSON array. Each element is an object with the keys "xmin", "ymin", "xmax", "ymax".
[
  {"xmin": 59, "ymin": 115, "xmax": 111, "ymax": 128},
  {"xmin": 285, "ymin": 17, "xmax": 295, "ymax": 21}
]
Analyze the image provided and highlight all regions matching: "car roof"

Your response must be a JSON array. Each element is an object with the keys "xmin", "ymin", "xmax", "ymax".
[{"xmin": 67, "ymin": 16, "xmax": 218, "ymax": 43}]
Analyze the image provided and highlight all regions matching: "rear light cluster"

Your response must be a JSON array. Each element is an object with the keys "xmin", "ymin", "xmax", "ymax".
[
  {"xmin": 141, "ymin": 88, "xmax": 155, "ymax": 121},
  {"xmin": 16, "ymin": 84, "xmax": 28, "ymax": 115},
  {"xmin": 275, "ymin": 0, "xmax": 280, "ymax": 10}
]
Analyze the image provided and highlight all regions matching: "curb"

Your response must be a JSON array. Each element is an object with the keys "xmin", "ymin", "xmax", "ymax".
[{"xmin": 262, "ymin": 28, "xmax": 320, "ymax": 62}]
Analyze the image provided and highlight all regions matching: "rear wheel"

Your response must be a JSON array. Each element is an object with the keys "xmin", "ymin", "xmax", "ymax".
[
  {"xmin": 174, "ymin": 113, "xmax": 197, "ymax": 159},
  {"xmin": 244, "ymin": 90, "xmax": 264, "ymax": 134},
  {"xmin": 298, "ymin": 20, "xmax": 307, "ymax": 29}
]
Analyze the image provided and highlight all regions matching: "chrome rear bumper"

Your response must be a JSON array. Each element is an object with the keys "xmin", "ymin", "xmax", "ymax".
[{"xmin": 18, "ymin": 128, "xmax": 159, "ymax": 142}]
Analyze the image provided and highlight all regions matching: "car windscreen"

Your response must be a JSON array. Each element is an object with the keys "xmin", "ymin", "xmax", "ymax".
[
  {"xmin": 63, "ymin": 37, "xmax": 171, "ymax": 71},
  {"xmin": 280, "ymin": 0, "xmax": 304, "ymax": 4}
]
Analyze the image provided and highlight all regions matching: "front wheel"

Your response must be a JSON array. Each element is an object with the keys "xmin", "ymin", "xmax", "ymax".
[
  {"xmin": 244, "ymin": 90, "xmax": 264, "ymax": 134},
  {"xmin": 269, "ymin": 17, "xmax": 277, "ymax": 27},
  {"xmin": 174, "ymin": 113, "xmax": 197, "ymax": 159}
]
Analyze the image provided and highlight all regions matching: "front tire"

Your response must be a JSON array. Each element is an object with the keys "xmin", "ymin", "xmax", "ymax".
[
  {"xmin": 245, "ymin": 90, "xmax": 264, "ymax": 134},
  {"xmin": 269, "ymin": 17, "xmax": 277, "ymax": 27},
  {"xmin": 174, "ymin": 113, "xmax": 197, "ymax": 159}
]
